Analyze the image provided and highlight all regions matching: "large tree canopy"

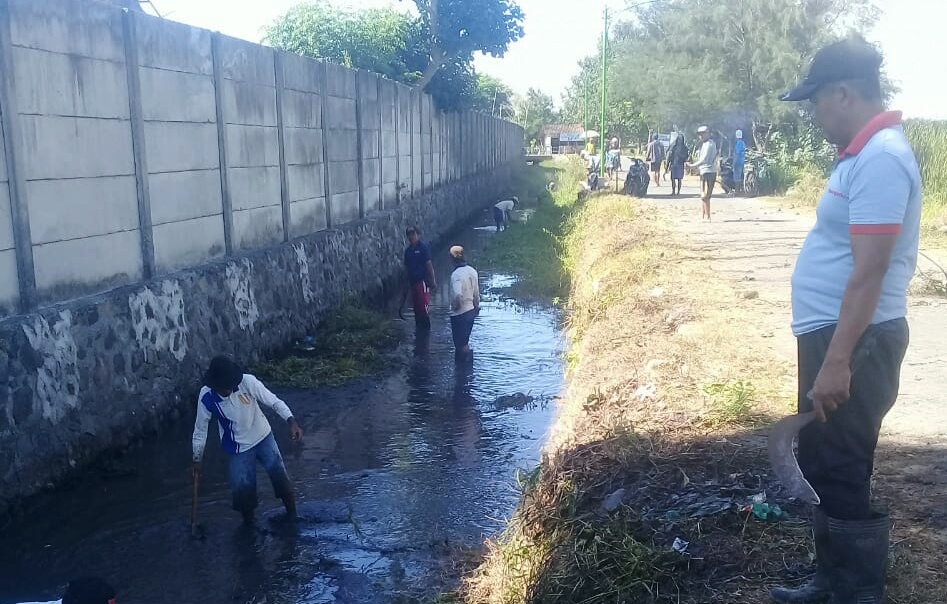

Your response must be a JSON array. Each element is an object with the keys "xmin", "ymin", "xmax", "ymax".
[
  {"xmin": 264, "ymin": 1, "xmax": 518, "ymax": 112},
  {"xmin": 562, "ymin": 0, "xmax": 880, "ymax": 144},
  {"xmin": 409, "ymin": 0, "xmax": 525, "ymax": 90}
]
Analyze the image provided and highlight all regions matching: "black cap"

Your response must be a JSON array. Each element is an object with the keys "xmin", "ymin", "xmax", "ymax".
[
  {"xmin": 62, "ymin": 577, "xmax": 116, "ymax": 604},
  {"xmin": 203, "ymin": 356, "xmax": 243, "ymax": 391},
  {"xmin": 781, "ymin": 38, "xmax": 882, "ymax": 102}
]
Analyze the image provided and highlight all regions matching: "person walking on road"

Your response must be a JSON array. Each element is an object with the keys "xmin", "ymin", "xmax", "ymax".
[
  {"xmin": 733, "ymin": 129, "xmax": 747, "ymax": 192},
  {"xmin": 771, "ymin": 38, "xmax": 921, "ymax": 604},
  {"xmin": 493, "ymin": 196, "xmax": 518, "ymax": 232},
  {"xmin": 687, "ymin": 126, "xmax": 718, "ymax": 220},
  {"xmin": 645, "ymin": 133, "xmax": 666, "ymax": 187},
  {"xmin": 664, "ymin": 133, "xmax": 688, "ymax": 196},
  {"xmin": 448, "ymin": 246, "xmax": 480, "ymax": 363},
  {"xmin": 192, "ymin": 356, "xmax": 304, "ymax": 525},
  {"xmin": 404, "ymin": 226, "xmax": 436, "ymax": 329}
]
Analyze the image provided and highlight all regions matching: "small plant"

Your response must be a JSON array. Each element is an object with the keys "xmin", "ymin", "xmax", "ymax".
[{"xmin": 703, "ymin": 380, "xmax": 757, "ymax": 426}]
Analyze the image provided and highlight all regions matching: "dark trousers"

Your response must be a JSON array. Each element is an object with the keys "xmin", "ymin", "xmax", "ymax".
[
  {"xmin": 796, "ymin": 319, "xmax": 909, "ymax": 520},
  {"xmin": 450, "ymin": 309, "xmax": 477, "ymax": 350}
]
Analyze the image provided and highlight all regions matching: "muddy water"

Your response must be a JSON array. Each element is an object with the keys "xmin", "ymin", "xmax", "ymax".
[{"xmin": 0, "ymin": 212, "xmax": 564, "ymax": 604}]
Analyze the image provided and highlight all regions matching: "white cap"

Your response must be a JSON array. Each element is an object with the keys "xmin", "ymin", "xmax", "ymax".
[
  {"xmin": 735, "ymin": 129, "xmax": 743, "ymax": 139},
  {"xmin": 697, "ymin": 125, "xmax": 709, "ymax": 134}
]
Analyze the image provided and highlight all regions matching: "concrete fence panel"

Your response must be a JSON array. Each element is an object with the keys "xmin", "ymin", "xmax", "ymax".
[
  {"xmin": 279, "ymin": 51, "xmax": 328, "ymax": 238},
  {"xmin": 323, "ymin": 62, "xmax": 359, "ymax": 225},
  {"xmin": 136, "ymin": 14, "xmax": 224, "ymax": 273}
]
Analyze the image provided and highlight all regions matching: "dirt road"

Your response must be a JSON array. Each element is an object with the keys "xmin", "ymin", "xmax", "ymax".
[{"xmin": 646, "ymin": 179, "xmax": 947, "ymax": 602}]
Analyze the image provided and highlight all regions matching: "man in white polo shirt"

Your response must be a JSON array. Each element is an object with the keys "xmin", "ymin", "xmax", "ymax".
[{"xmin": 771, "ymin": 38, "xmax": 921, "ymax": 604}]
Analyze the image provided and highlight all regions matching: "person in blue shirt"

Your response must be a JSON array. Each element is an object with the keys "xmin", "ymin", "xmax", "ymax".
[
  {"xmin": 733, "ymin": 129, "xmax": 747, "ymax": 191},
  {"xmin": 403, "ymin": 226, "xmax": 437, "ymax": 329}
]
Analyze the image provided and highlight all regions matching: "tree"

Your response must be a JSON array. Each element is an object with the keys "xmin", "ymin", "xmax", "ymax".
[
  {"xmin": 473, "ymin": 73, "xmax": 515, "ymax": 116},
  {"xmin": 263, "ymin": 3, "xmax": 415, "ymax": 81},
  {"xmin": 408, "ymin": 0, "xmax": 525, "ymax": 90},
  {"xmin": 514, "ymin": 88, "xmax": 556, "ymax": 142},
  {"xmin": 563, "ymin": 0, "xmax": 880, "ymax": 146},
  {"xmin": 264, "ymin": 1, "xmax": 517, "ymax": 112}
]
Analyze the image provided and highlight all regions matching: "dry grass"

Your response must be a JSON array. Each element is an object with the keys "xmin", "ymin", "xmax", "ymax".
[{"xmin": 460, "ymin": 196, "xmax": 805, "ymax": 604}]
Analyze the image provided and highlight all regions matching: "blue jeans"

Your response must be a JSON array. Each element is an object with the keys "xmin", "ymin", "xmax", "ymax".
[{"xmin": 228, "ymin": 432, "xmax": 292, "ymax": 513}]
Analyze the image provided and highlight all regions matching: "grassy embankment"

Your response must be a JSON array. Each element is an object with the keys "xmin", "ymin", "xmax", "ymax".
[{"xmin": 448, "ymin": 158, "xmax": 822, "ymax": 603}]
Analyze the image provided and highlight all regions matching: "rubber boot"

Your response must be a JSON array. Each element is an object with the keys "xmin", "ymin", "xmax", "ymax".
[
  {"xmin": 281, "ymin": 492, "xmax": 297, "ymax": 520},
  {"xmin": 771, "ymin": 509, "xmax": 832, "ymax": 603},
  {"xmin": 825, "ymin": 513, "xmax": 890, "ymax": 604}
]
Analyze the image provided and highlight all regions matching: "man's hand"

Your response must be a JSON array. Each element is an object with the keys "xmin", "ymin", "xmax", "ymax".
[
  {"xmin": 288, "ymin": 417, "xmax": 304, "ymax": 442},
  {"xmin": 808, "ymin": 357, "xmax": 852, "ymax": 422},
  {"xmin": 191, "ymin": 461, "xmax": 202, "ymax": 480}
]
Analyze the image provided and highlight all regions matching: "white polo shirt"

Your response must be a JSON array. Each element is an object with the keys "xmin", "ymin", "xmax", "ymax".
[{"xmin": 791, "ymin": 111, "xmax": 922, "ymax": 336}]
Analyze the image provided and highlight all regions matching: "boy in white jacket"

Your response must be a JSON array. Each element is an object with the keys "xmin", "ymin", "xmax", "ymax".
[{"xmin": 191, "ymin": 356, "xmax": 304, "ymax": 523}]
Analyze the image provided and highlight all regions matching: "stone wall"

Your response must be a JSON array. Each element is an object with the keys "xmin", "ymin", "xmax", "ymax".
[{"xmin": 0, "ymin": 165, "xmax": 515, "ymax": 512}]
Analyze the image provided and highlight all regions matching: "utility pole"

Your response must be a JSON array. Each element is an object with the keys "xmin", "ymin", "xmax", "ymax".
[
  {"xmin": 583, "ymin": 80, "xmax": 589, "ymax": 136},
  {"xmin": 599, "ymin": 7, "xmax": 608, "ymax": 177}
]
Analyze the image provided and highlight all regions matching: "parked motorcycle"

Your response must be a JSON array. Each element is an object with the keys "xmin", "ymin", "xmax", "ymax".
[
  {"xmin": 742, "ymin": 150, "xmax": 771, "ymax": 197},
  {"xmin": 718, "ymin": 157, "xmax": 736, "ymax": 195},
  {"xmin": 623, "ymin": 158, "xmax": 650, "ymax": 198}
]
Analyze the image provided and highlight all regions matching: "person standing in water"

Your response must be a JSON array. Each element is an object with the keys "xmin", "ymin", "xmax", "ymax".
[
  {"xmin": 192, "ymin": 356, "xmax": 304, "ymax": 524},
  {"xmin": 403, "ymin": 226, "xmax": 436, "ymax": 329},
  {"xmin": 448, "ymin": 246, "xmax": 480, "ymax": 363}
]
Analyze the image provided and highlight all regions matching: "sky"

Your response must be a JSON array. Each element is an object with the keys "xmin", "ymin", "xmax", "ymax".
[{"xmin": 143, "ymin": 0, "xmax": 945, "ymax": 119}]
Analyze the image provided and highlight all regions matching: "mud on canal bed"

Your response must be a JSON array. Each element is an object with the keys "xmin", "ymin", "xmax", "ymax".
[{"xmin": 0, "ymin": 213, "xmax": 565, "ymax": 604}]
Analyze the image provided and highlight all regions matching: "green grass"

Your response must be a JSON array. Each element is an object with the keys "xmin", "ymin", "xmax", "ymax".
[
  {"xmin": 905, "ymin": 120, "xmax": 947, "ymax": 225},
  {"xmin": 477, "ymin": 159, "xmax": 587, "ymax": 299},
  {"xmin": 253, "ymin": 306, "xmax": 397, "ymax": 388}
]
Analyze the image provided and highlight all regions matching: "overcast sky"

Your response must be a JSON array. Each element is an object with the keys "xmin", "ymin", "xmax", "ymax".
[{"xmin": 144, "ymin": 0, "xmax": 945, "ymax": 119}]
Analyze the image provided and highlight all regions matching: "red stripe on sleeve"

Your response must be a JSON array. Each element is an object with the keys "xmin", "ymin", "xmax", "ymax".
[{"xmin": 850, "ymin": 224, "xmax": 902, "ymax": 235}]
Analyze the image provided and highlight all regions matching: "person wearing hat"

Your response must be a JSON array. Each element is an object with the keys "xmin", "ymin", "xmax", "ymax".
[
  {"xmin": 448, "ymin": 246, "xmax": 480, "ymax": 362},
  {"xmin": 192, "ymin": 356, "xmax": 304, "ymax": 524},
  {"xmin": 687, "ymin": 126, "xmax": 718, "ymax": 220},
  {"xmin": 772, "ymin": 37, "xmax": 921, "ymax": 604},
  {"xmin": 733, "ymin": 129, "xmax": 747, "ymax": 191},
  {"xmin": 19, "ymin": 576, "xmax": 116, "ymax": 604}
]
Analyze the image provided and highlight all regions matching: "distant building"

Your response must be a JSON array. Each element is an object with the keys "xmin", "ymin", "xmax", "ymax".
[{"xmin": 539, "ymin": 124, "xmax": 586, "ymax": 155}]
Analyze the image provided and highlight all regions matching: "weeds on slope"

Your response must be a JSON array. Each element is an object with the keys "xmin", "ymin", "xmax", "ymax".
[{"xmin": 461, "ymin": 196, "xmax": 801, "ymax": 604}]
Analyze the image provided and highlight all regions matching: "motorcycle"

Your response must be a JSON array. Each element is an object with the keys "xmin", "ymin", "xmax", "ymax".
[
  {"xmin": 742, "ymin": 150, "xmax": 771, "ymax": 197},
  {"xmin": 718, "ymin": 157, "xmax": 737, "ymax": 195},
  {"xmin": 623, "ymin": 158, "xmax": 650, "ymax": 198}
]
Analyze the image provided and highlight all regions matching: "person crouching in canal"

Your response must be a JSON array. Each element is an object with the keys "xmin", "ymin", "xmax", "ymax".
[
  {"xmin": 449, "ymin": 245, "xmax": 480, "ymax": 363},
  {"xmin": 192, "ymin": 356, "xmax": 304, "ymax": 524},
  {"xmin": 404, "ymin": 225, "xmax": 436, "ymax": 329},
  {"xmin": 493, "ymin": 196, "xmax": 518, "ymax": 232}
]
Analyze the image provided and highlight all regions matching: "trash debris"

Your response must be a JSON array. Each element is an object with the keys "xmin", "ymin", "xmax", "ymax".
[
  {"xmin": 494, "ymin": 392, "xmax": 535, "ymax": 410},
  {"xmin": 650, "ymin": 287, "xmax": 664, "ymax": 298},
  {"xmin": 672, "ymin": 537, "xmax": 689, "ymax": 553},
  {"xmin": 742, "ymin": 502, "xmax": 789, "ymax": 522},
  {"xmin": 751, "ymin": 492, "xmax": 767, "ymax": 504},
  {"xmin": 601, "ymin": 488, "xmax": 627, "ymax": 513},
  {"xmin": 633, "ymin": 383, "xmax": 657, "ymax": 402}
]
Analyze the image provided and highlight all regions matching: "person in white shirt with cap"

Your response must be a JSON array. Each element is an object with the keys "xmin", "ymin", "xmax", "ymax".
[{"xmin": 687, "ymin": 125, "xmax": 718, "ymax": 221}]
